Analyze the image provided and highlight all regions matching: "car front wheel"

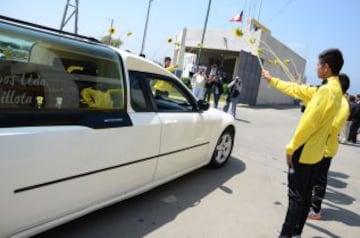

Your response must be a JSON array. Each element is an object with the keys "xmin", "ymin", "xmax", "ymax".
[{"xmin": 209, "ymin": 129, "xmax": 234, "ymax": 168}]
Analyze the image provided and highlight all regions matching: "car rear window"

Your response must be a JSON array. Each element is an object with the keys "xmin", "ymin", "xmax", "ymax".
[{"xmin": 0, "ymin": 21, "xmax": 125, "ymax": 111}]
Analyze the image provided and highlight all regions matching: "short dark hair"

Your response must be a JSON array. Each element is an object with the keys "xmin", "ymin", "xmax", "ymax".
[
  {"xmin": 349, "ymin": 95, "xmax": 356, "ymax": 102},
  {"xmin": 338, "ymin": 73, "xmax": 350, "ymax": 94},
  {"xmin": 164, "ymin": 56, "xmax": 171, "ymax": 62},
  {"xmin": 318, "ymin": 48, "xmax": 344, "ymax": 75}
]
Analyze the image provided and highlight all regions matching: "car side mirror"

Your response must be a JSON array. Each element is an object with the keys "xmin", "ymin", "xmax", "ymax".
[{"xmin": 197, "ymin": 100, "xmax": 210, "ymax": 111}]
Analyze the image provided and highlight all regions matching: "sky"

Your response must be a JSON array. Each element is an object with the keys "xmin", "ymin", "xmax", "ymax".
[{"xmin": 1, "ymin": 0, "xmax": 360, "ymax": 94}]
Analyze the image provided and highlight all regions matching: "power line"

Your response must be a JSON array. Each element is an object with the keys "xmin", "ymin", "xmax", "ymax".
[{"xmin": 266, "ymin": 0, "xmax": 295, "ymax": 24}]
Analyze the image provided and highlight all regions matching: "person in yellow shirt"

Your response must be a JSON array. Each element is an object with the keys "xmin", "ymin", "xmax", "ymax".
[
  {"xmin": 309, "ymin": 74, "xmax": 350, "ymax": 220},
  {"xmin": 262, "ymin": 48, "xmax": 344, "ymax": 238},
  {"xmin": 153, "ymin": 57, "xmax": 177, "ymax": 96}
]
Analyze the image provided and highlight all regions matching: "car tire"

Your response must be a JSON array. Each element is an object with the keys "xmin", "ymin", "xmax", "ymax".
[{"xmin": 209, "ymin": 128, "xmax": 234, "ymax": 168}]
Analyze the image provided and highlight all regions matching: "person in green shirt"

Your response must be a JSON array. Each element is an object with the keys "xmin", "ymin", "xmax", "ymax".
[{"xmin": 262, "ymin": 48, "xmax": 344, "ymax": 238}]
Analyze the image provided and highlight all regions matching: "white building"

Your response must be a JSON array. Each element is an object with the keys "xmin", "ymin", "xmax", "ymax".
[{"xmin": 173, "ymin": 25, "xmax": 306, "ymax": 105}]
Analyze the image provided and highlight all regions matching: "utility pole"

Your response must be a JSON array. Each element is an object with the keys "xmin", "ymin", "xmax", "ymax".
[
  {"xmin": 60, "ymin": 0, "xmax": 79, "ymax": 34},
  {"xmin": 108, "ymin": 18, "xmax": 114, "ymax": 45},
  {"xmin": 197, "ymin": 0, "xmax": 212, "ymax": 66},
  {"xmin": 140, "ymin": 0, "xmax": 154, "ymax": 55}
]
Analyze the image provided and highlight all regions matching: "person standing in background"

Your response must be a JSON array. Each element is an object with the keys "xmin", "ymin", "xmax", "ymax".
[
  {"xmin": 204, "ymin": 63, "xmax": 218, "ymax": 103},
  {"xmin": 347, "ymin": 94, "xmax": 360, "ymax": 144},
  {"xmin": 153, "ymin": 57, "xmax": 177, "ymax": 96},
  {"xmin": 309, "ymin": 73, "xmax": 350, "ymax": 220},
  {"xmin": 339, "ymin": 94, "xmax": 353, "ymax": 143},
  {"xmin": 223, "ymin": 76, "xmax": 242, "ymax": 118},
  {"xmin": 191, "ymin": 68, "xmax": 206, "ymax": 100}
]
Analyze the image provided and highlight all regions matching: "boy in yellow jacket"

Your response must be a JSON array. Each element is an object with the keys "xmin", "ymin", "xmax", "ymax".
[
  {"xmin": 262, "ymin": 48, "xmax": 344, "ymax": 238},
  {"xmin": 309, "ymin": 74, "xmax": 350, "ymax": 220},
  {"xmin": 153, "ymin": 57, "xmax": 177, "ymax": 96}
]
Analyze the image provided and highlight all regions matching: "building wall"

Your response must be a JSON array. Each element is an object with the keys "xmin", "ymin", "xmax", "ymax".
[
  {"xmin": 176, "ymin": 28, "xmax": 307, "ymax": 105},
  {"xmin": 256, "ymin": 32, "xmax": 307, "ymax": 105}
]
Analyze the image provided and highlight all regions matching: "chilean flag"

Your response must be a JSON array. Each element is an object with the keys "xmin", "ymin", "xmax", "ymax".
[{"xmin": 230, "ymin": 11, "xmax": 243, "ymax": 22}]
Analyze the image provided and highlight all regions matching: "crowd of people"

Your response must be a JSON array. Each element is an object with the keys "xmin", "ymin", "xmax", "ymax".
[
  {"xmin": 189, "ymin": 62, "xmax": 243, "ymax": 118},
  {"xmin": 339, "ymin": 94, "xmax": 360, "ymax": 144}
]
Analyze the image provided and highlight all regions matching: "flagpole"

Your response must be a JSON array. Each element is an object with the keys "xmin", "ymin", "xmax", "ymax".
[
  {"xmin": 197, "ymin": 0, "xmax": 212, "ymax": 66},
  {"xmin": 242, "ymin": 0, "xmax": 247, "ymax": 29},
  {"xmin": 140, "ymin": 0, "xmax": 154, "ymax": 55},
  {"xmin": 257, "ymin": 0, "xmax": 263, "ymax": 21}
]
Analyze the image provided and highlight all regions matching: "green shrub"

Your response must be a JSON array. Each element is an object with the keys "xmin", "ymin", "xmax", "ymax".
[
  {"xmin": 222, "ymin": 84, "xmax": 229, "ymax": 95},
  {"xmin": 180, "ymin": 77, "xmax": 192, "ymax": 89}
]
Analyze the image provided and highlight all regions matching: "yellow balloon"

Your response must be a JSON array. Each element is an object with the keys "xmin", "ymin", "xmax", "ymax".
[
  {"xmin": 108, "ymin": 27, "xmax": 115, "ymax": 35},
  {"xmin": 233, "ymin": 28, "xmax": 243, "ymax": 37}
]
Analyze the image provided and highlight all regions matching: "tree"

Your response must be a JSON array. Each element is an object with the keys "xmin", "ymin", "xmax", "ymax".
[{"xmin": 100, "ymin": 35, "xmax": 122, "ymax": 48}]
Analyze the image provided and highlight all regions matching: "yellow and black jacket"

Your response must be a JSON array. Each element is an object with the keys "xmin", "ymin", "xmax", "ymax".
[
  {"xmin": 268, "ymin": 76, "xmax": 343, "ymax": 164},
  {"xmin": 324, "ymin": 96, "xmax": 350, "ymax": 157}
]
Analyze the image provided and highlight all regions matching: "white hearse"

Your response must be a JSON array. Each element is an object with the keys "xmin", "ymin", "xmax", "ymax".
[{"xmin": 0, "ymin": 15, "xmax": 236, "ymax": 238}]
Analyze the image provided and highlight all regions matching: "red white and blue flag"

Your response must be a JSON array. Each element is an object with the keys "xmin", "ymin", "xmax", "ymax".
[{"xmin": 229, "ymin": 11, "xmax": 243, "ymax": 22}]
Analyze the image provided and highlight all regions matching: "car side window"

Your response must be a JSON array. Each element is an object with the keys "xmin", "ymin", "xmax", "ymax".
[
  {"xmin": 0, "ymin": 29, "xmax": 125, "ymax": 111},
  {"xmin": 148, "ymin": 74, "xmax": 195, "ymax": 112},
  {"xmin": 0, "ymin": 20, "xmax": 129, "ymax": 129},
  {"xmin": 129, "ymin": 71, "xmax": 154, "ymax": 112}
]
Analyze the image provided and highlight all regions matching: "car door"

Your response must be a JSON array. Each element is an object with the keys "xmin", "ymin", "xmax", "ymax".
[
  {"xmin": 137, "ymin": 72, "xmax": 215, "ymax": 181},
  {"xmin": 0, "ymin": 38, "xmax": 161, "ymax": 236}
]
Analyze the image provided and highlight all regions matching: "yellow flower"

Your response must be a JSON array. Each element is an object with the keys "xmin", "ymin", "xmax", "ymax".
[
  {"xmin": 126, "ymin": 31, "xmax": 133, "ymax": 37},
  {"xmin": 108, "ymin": 27, "xmax": 116, "ymax": 35},
  {"xmin": 249, "ymin": 38, "xmax": 256, "ymax": 44},
  {"xmin": 257, "ymin": 48, "xmax": 263, "ymax": 55},
  {"xmin": 233, "ymin": 28, "xmax": 243, "ymax": 37},
  {"xmin": 283, "ymin": 59, "xmax": 290, "ymax": 66},
  {"xmin": 167, "ymin": 38, "xmax": 173, "ymax": 43},
  {"xmin": 274, "ymin": 59, "xmax": 279, "ymax": 65},
  {"xmin": 174, "ymin": 41, "xmax": 181, "ymax": 47}
]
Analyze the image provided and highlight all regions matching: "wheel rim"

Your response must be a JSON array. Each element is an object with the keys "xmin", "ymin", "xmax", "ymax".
[{"xmin": 214, "ymin": 133, "xmax": 233, "ymax": 164}]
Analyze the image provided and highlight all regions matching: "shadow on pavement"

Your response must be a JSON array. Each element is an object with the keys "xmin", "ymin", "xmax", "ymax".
[
  {"xmin": 325, "ymin": 187, "xmax": 355, "ymax": 205},
  {"xmin": 321, "ymin": 201, "xmax": 360, "ymax": 227},
  {"xmin": 33, "ymin": 157, "xmax": 246, "ymax": 238},
  {"xmin": 327, "ymin": 171, "xmax": 349, "ymax": 180},
  {"xmin": 306, "ymin": 222, "xmax": 341, "ymax": 238},
  {"xmin": 305, "ymin": 168, "xmax": 358, "ymax": 237},
  {"xmin": 327, "ymin": 177, "xmax": 347, "ymax": 189}
]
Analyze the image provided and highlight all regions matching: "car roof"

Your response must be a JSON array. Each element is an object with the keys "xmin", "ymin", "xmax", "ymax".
[{"xmin": 113, "ymin": 48, "xmax": 177, "ymax": 79}]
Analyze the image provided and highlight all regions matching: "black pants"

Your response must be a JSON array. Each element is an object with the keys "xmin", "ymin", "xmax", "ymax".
[
  {"xmin": 204, "ymin": 84, "xmax": 212, "ymax": 102},
  {"xmin": 280, "ymin": 146, "xmax": 321, "ymax": 237},
  {"xmin": 348, "ymin": 119, "xmax": 360, "ymax": 143},
  {"xmin": 311, "ymin": 157, "xmax": 332, "ymax": 213}
]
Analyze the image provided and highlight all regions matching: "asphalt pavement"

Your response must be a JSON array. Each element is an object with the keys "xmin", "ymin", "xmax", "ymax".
[{"xmin": 34, "ymin": 105, "xmax": 360, "ymax": 238}]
